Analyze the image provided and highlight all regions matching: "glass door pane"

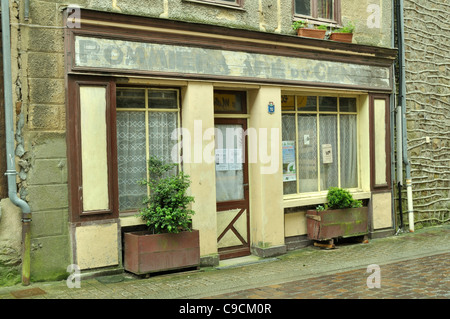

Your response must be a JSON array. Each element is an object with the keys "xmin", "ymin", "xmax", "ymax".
[{"xmin": 215, "ymin": 124, "xmax": 244, "ymax": 202}]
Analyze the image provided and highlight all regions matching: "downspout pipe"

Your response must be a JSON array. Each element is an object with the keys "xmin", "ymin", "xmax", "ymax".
[
  {"xmin": 2, "ymin": 0, "xmax": 32, "ymax": 285},
  {"xmin": 396, "ymin": 0, "xmax": 414, "ymax": 232}
]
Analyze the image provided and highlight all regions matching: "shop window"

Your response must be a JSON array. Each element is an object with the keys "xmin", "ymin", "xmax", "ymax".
[
  {"xmin": 294, "ymin": 0, "xmax": 341, "ymax": 24},
  {"xmin": 281, "ymin": 95, "xmax": 358, "ymax": 195},
  {"xmin": 116, "ymin": 88, "xmax": 180, "ymax": 213}
]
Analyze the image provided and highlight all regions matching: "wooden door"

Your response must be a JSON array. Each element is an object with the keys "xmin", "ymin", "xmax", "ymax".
[{"xmin": 215, "ymin": 118, "xmax": 250, "ymax": 260}]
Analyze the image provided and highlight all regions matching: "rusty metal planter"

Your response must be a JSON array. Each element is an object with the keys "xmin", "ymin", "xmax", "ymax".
[
  {"xmin": 306, "ymin": 207, "xmax": 369, "ymax": 241},
  {"xmin": 124, "ymin": 229, "xmax": 200, "ymax": 275}
]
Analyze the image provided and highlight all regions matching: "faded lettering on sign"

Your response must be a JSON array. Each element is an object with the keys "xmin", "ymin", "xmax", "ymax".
[{"xmin": 74, "ymin": 36, "xmax": 390, "ymax": 90}]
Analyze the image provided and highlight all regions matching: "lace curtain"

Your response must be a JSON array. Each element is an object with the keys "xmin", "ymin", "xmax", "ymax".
[
  {"xmin": 117, "ymin": 111, "xmax": 178, "ymax": 212},
  {"xmin": 340, "ymin": 115, "xmax": 358, "ymax": 188}
]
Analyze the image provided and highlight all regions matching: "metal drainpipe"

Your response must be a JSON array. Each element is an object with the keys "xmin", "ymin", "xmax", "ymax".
[
  {"xmin": 396, "ymin": 0, "xmax": 414, "ymax": 232},
  {"xmin": 2, "ymin": 0, "xmax": 32, "ymax": 285}
]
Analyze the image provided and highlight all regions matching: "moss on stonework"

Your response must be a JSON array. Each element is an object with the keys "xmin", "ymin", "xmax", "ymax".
[{"xmin": 0, "ymin": 265, "xmax": 21, "ymax": 287}]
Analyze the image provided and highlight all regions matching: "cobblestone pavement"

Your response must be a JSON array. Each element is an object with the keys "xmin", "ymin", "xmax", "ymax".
[
  {"xmin": 0, "ymin": 225, "xmax": 448, "ymax": 300},
  {"xmin": 205, "ymin": 252, "xmax": 449, "ymax": 299}
]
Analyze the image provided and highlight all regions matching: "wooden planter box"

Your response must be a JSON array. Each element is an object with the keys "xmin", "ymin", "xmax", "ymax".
[
  {"xmin": 124, "ymin": 229, "xmax": 200, "ymax": 275},
  {"xmin": 306, "ymin": 207, "xmax": 368, "ymax": 241},
  {"xmin": 297, "ymin": 28, "xmax": 327, "ymax": 39},
  {"xmin": 329, "ymin": 32, "xmax": 353, "ymax": 43}
]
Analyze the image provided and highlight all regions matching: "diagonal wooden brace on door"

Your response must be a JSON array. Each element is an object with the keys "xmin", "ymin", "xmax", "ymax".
[{"xmin": 217, "ymin": 208, "xmax": 247, "ymax": 246}]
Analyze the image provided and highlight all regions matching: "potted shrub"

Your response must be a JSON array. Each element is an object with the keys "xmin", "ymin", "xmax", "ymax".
[
  {"xmin": 292, "ymin": 20, "xmax": 327, "ymax": 39},
  {"xmin": 330, "ymin": 21, "xmax": 355, "ymax": 43},
  {"xmin": 124, "ymin": 157, "xmax": 200, "ymax": 275},
  {"xmin": 306, "ymin": 187, "xmax": 368, "ymax": 247}
]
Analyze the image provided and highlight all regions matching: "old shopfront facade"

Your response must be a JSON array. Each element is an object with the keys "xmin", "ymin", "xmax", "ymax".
[{"xmin": 61, "ymin": 8, "xmax": 397, "ymax": 272}]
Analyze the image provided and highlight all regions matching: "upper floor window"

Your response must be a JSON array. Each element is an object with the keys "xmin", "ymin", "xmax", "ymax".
[{"xmin": 294, "ymin": 0, "xmax": 341, "ymax": 25}]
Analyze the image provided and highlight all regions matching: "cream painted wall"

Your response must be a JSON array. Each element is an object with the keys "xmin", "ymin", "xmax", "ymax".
[
  {"xmin": 181, "ymin": 82, "xmax": 218, "ymax": 257},
  {"xmin": 372, "ymin": 192, "xmax": 393, "ymax": 229},
  {"xmin": 285, "ymin": 211, "xmax": 307, "ymax": 237},
  {"xmin": 75, "ymin": 223, "xmax": 119, "ymax": 270},
  {"xmin": 248, "ymin": 87, "xmax": 285, "ymax": 249}
]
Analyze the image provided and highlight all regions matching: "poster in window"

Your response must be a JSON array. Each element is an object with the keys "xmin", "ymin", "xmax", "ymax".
[
  {"xmin": 282, "ymin": 141, "xmax": 296, "ymax": 182},
  {"xmin": 215, "ymin": 149, "xmax": 228, "ymax": 171},
  {"xmin": 322, "ymin": 144, "xmax": 333, "ymax": 164},
  {"xmin": 215, "ymin": 149, "xmax": 243, "ymax": 171}
]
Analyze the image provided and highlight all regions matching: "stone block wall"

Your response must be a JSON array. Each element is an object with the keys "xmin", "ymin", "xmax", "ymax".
[
  {"xmin": 401, "ymin": 0, "xmax": 450, "ymax": 227},
  {"xmin": 8, "ymin": 0, "xmax": 70, "ymax": 282}
]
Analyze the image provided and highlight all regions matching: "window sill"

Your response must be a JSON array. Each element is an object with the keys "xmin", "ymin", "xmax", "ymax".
[
  {"xmin": 293, "ymin": 16, "xmax": 340, "ymax": 28},
  {"xmin": 283, "ymin": 190, "xmax": 371, "ymax": 209},
  {"xmin": 120, "ymin": 214, "xmax": 145, "ymax": 227},
  {"xmin": 183, "ymin": 0, "xmax": 246, "ymax": 11}
]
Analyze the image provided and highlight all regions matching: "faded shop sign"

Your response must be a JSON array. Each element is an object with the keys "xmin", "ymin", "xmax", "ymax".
[{"xmin": 74, "ymin": 36, "xmax": 390, "ymax": 90}]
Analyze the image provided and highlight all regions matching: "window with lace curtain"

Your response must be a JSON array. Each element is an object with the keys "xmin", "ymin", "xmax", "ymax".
[
  {"xmin": 282, "ymin": 95, "xmax": 358, "ymax": 195},
  {"xmin": 294, "ymin": 0, "xmax": 341, "ymax": 25},
  {"xmin": 116, "ymin": 88, "xmax": 180, "ymax": 213}
]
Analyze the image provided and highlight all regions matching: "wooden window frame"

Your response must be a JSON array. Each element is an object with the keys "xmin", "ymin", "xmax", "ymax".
[
  {"xmin": 67, "ymin": 76, "xmax": 119, "ymax": 223},
  {"xmin": 293, "ymin": 0, "xmax": 342, "ymax": 26},
  {"xmin": 116, "ymin": 86, "xmax": 182, "ymax": 215},
  {"xmin": 281, "ymin": 94, "xmax": 359, "ymax": 196}
]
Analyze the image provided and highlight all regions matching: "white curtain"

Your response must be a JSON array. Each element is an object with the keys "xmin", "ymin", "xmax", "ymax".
[
  {"xmin": 319, "ymin": 114, "xmax": 338, "ymax": 190},
  {"xmin": 117, "ymin": 111, "xmax": 147, "ymax": 212},
  {"xmin": 298, "ymin": 114, "xmax": 318, "ymax": 193},
  {"xmin": 117, "ymin": 111, "xmax": 178, "ymax": 212},
  {"xmin": 340, "ymin": 115, "xmax": 358, "ymax": 188}
]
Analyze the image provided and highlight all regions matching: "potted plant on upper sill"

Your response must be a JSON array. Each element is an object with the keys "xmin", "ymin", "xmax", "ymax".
[
  {"xmin": 329, "ymin": 21, "xmax": 355, "ymax": 43},
  {"xmin": 292, "ymin": 20, "xmax": 328, "ymax": 40},
  {"xmin": 306, "ymin": 187, "xmax": 369, "ymax": 248},
  {"xmin": 124, "ymin": 157, "xmax": 200, "ymax": 275}
]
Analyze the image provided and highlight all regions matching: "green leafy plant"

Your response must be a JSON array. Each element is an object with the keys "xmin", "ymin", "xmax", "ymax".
[
  {"xmin": 316, "ymin": 187, "xmax": 363, "ymax": 211},
  {"xmin": 138, "ymin": 157, "xmax": 195, "ymax": 234},
  {"xmin": 333, "ymin": 21, "xmax": 355, "ymax": 33},
  {"xmin": 317, "ymin": 24, "xmax": 328, "ymax": 30},
  {"xmin": 292, "ymin": 20, "xmax": 307, "ymax": 30}
]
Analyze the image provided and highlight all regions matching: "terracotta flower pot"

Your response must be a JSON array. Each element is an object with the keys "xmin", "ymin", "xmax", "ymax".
[
  {"xmin": 124, "ymin": 229, "xmax": 200, "ymax": 275},
  {"xmin": 329, "ymin": 32, "xmax": 354, "ymax": 43},
  {"xmin": 297, "ymin": 28, "xmax": 327, "ymax": 39}
]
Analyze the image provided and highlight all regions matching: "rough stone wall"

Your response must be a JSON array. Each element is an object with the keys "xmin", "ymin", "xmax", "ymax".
[
  {"xmin": 402, "ymin": 0, "xmax": 450, "ymax": 227},
  {"xmin": 8, "ymin": 0, "xmax": 70, "ymax": 282}
]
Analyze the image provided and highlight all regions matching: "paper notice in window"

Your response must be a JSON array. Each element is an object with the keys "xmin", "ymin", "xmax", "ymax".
[
  {"xmin": 215, "ymin": 149, "xmax": 243, "ymax": 171},
  {"xmin": 282, "ymin": 141, "xmax": 296, "ymax": 182},
  {"xmin": 322, "ymin": 144, "xmax": 333, "ymax": 164}
]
